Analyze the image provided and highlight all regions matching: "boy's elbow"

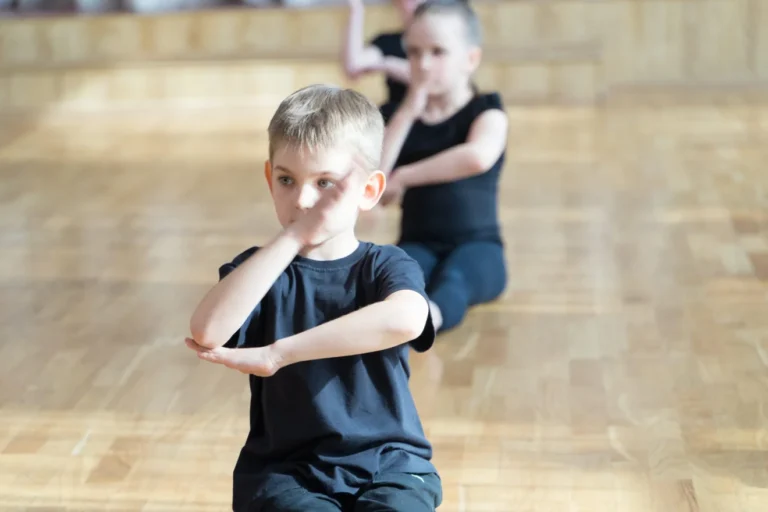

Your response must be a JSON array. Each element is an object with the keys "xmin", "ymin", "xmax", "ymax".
[
  {"xmin": 388, "ymin": 293, "xmax": 430, "ymax": 341},
  {"xmin": 189, "ymin": 317, "xmax": 226, "ymax": 349}
]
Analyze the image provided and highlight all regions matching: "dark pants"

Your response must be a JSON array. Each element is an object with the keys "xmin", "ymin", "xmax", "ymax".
[
  {"xmin": 398, "ymin": 240, "xmax": 507, "ymax": 331},
  {"xmin": 247, "ymin": 473, "xmax": 442, "ymax": 512}
]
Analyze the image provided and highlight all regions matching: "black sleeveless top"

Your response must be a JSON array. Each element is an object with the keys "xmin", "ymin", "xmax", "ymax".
[{"xmin": 387, "ymin": 93, "xmax": 506, "ymax": 246}]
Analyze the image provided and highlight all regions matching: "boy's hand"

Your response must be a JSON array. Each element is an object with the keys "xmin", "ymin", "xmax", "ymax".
[
  {"xmin": 185, "ymin": 337, "xmax": 282, "ymax": 377},
  {"xmin": 286, "ymin": 172, "xmax": 353, "ymax": 247}
]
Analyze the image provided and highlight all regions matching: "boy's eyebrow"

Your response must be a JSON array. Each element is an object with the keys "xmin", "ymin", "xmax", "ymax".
[{"xmin": 275, "ymin": 165, "xmax": 350, "ymax": 178}]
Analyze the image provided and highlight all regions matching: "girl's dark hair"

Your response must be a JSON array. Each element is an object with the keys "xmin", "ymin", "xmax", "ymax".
[{"xmin": 411, "ymin": 0, "xmax": 483, "ymax": 47}]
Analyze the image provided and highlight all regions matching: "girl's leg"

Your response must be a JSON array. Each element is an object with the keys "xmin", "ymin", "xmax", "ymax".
[{"xmin": 427, "ymin": 242, "xmax": 506, "ymax": 332}]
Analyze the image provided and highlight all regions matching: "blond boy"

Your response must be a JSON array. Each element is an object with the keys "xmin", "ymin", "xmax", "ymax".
[{"xmin": 186, "ymin": 85, "xmax": 442, "ymax": 512}]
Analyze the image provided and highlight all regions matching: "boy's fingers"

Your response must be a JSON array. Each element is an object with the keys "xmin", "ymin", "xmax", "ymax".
[{"xmin": 198, "ymin": 347, "xmax": 229, "ymax": 364}]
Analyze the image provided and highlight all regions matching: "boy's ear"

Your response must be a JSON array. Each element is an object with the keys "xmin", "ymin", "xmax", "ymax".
[
  {"xmin": 358, "ymin": 170, "xmax": 386, "ymax": 211},
  {"xmin": 468, "ymin": 46, "xmax": 482, "ymax": 73},
  {"xmin": 264, "ymin": 160, "xmax": 274, "ymax": 194}
]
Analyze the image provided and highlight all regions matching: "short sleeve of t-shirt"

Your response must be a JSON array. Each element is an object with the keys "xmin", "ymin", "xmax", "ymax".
[
  {"xmin": 373, "ymin": 246, "xmax": 436, "ymax": 353},
  {"xmin": 217, "ymin": 246, "xmax": 263, "ymax": 349}
]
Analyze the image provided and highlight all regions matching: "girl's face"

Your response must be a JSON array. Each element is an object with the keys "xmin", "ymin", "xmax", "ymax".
[{"xmin": 404, "ymin": 13, "xmax": 480, "ymax": 95}]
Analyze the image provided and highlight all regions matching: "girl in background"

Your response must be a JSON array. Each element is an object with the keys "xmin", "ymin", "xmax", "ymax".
[{"xmin": 380, "ymin": 0, "xmax": 508, "ymax": 333}]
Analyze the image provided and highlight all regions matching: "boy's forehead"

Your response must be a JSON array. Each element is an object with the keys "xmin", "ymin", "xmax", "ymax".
[{"xmin": 272, "ymin": 144, "xmax": 366, "ymax": 175}]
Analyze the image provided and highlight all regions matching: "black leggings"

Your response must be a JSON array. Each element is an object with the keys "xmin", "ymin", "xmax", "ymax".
[
  {"xmin": 246, "ymin": 473, "xmax": 442, "ymax": 511},
  {"xmin": 398, "ymin": 240, "xmax": 507, "ymax": 332}
]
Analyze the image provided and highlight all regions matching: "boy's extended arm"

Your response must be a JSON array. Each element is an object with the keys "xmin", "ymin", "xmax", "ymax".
[
  {"xmin": 189, "ymin": 289, "xmax": 430, "ymax": 375},
  {"xmin": 189, "ymin": 230, "xmax": 302, "ymax": 349},
  {"xmin": 271, "ymin": 289, "xmax": 429, "ymax": 367},
  {"xmin": 393, "ymin": 108, "xmax": 508, "ymax": 187}
]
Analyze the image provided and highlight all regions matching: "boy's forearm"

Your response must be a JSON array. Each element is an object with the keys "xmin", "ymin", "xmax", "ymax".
[
  {"xmin": 190, "ymin": 230, "xmax": 302, "ymax": 349},
  {"xmin": 396, "ymin": 144, "xmax": 487, "ymax": 187},
  {"xmin": 270, "ymin": 290, "xmax": 428, "ymax": 367},
  {"xmin": 381, "ymin": 106, "xmax": 419, "ymax": 174}
]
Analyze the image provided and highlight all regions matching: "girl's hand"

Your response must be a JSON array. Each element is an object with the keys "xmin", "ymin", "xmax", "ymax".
[
  {"xmin": 381, "ymin": 171, "xmax": 405, "ymax": 206},
  {"xmin": 185, "ymin": 338, "xmax": 282, "ymax": 377},
  {"xmin": 402, "ymin": 74, "xmax": 431, "ymax": 118}
]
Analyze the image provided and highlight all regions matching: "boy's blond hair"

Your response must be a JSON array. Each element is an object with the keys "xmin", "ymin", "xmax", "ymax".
[{"xmin": 268, "ymin": 84, "xmax": 384, "ymax": 171}]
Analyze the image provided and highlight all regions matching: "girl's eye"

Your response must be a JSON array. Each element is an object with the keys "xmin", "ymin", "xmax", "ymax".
[
  {"xmin": 318, "ymin": 179, "xmax": 334, "ymax": 189},
  {"xmin": 277, "ymin": 176, "xmax": 293, "ymax": 185}
]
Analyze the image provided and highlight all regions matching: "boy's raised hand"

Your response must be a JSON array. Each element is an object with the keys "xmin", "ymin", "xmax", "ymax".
[{"xmin": 286, "ymin": 172, "xmax": 354, "ymax": 247}]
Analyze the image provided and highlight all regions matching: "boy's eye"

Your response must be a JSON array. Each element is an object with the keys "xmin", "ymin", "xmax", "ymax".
[
  {"xmin": 277, "ymin": 176, "xmax": 293, "ymax": 185},
  {"xmin": 318, "ymin": 179, "xmax": 335, "ymax": 189}
]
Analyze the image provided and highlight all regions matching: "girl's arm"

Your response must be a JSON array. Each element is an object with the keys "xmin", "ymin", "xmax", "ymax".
[
  {"xmin": 394, "ymin": 109, "xmax": 508, "ymax": 187},
  {"xmin": 380, "ymin": 103, "xmax": 420, "ymax": 175},
  {"xmin": 380, "ymin": 85, "xmax": 428, "ymax": 175}
]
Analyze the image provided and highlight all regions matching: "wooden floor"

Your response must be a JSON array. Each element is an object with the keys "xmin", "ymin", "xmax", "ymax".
[{"xmin": 1, "ymin": 97, "xmax": 768, "ymax": 511}]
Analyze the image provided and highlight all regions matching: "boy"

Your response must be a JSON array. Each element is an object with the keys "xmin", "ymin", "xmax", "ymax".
[{"xmin": 185, "ymin": 84, "xmax": 442, "ymax": 512}]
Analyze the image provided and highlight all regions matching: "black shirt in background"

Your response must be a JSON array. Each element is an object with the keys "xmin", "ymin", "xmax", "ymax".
[
  {"xmin": 370, "ymin": 31, "xmax": 408, "ymax": 107},
  {"xmin": 385, "ymin": 92, "xmax": 507, "ymax": 246}
]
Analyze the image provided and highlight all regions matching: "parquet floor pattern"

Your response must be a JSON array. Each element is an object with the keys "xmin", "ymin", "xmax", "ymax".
[{"xmin": 1, "ymin": 99, "xmax": 767, "ymax": 511}]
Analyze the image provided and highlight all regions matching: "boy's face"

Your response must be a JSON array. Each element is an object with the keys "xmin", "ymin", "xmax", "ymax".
[{"xmin": 265, "ymin": 144, "xmax": 384, "ymax": 239}]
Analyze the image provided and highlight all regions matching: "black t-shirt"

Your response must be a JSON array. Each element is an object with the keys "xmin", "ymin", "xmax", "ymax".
[
  {"xmin": 370, "ymin": 31, "xmax": 408, "ymax": 107},
  {"xmin": 218, "ymin": 241, "xmax": 437, "ymax": 505},
  {"xmin": 387, "ymin": 92, "xmax": 506, "ymax": 245}
]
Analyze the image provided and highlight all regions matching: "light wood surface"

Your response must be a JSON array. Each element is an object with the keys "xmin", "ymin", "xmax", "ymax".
[
  {"xmin": 1, "ymin": 0, "xmax": 767, "ymax": 113},
  {"xmin": 1, "ymin": 95, "xmax": 767, "ymax": 510}
]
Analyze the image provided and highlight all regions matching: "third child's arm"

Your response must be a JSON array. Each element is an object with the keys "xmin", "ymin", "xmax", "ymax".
[
  {"xmin": 342, "ymin": 0, "xmax": 410, "ymax": 82},
  {"xmin": 271, "ymin": 290, "xmax": 428, "ymax": 367},
  {"xmin": 394, "ymin": 109, "xmax": 508, "ymax": 186}
]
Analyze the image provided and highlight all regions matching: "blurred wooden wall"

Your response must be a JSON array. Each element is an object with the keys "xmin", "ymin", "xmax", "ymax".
[{"xmin": 0, "ymin": 0, "xmax": 765, "ymax": 114}]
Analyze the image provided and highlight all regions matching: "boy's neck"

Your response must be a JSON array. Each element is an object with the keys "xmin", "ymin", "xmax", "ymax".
[
  {"xmin": 299, "ymin": 230, "xmax": 360, "ymax": 261},
  {"xmin": 423, "ymin": 83, "xmax": 475, "ymax": 123}
]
